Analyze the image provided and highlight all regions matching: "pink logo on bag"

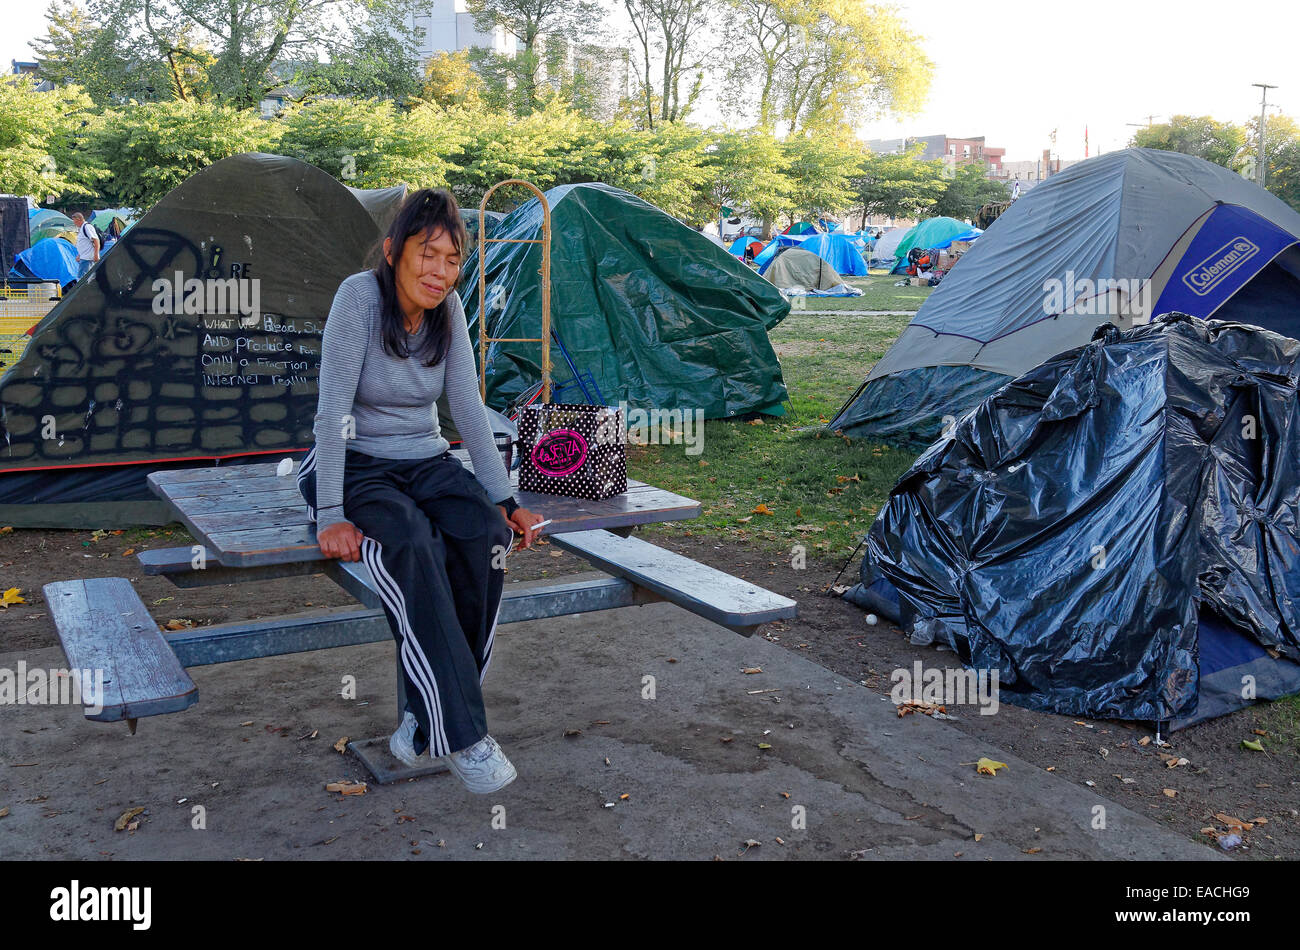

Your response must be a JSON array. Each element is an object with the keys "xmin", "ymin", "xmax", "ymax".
[{"xmin": 531, "ymin": 428, "xmax": 588, "ymax": 477}]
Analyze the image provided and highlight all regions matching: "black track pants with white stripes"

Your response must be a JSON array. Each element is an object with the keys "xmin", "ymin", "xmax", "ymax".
[{"xmin": 297, "ymin": 447, "xmax": 514, "ymax": 757}]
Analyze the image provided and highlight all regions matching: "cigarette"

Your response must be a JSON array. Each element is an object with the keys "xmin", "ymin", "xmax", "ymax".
[{"xmin": 532, "ymin": 519, "xmax": 552, "ymax": 530}]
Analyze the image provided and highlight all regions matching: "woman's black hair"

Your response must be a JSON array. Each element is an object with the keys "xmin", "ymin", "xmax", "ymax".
[{"xmin": 371, "ymin": 188, "xmax": 467, "ymax": 367}]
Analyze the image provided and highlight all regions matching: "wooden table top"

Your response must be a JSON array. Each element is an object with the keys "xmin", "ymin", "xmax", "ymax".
[{"xmin": 148, "ymin": 452, "xmax": 701, "ymax": 568}]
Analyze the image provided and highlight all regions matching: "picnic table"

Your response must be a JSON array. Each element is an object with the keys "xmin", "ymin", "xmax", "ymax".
[{"xmin": 44, "ymin": 452, "xmax": 797, "ymax": 782}]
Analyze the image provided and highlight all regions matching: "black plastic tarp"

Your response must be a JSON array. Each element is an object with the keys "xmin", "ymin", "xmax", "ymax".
[{"xmin": 857, "ymin": 314, "xmax": 1300, "ymax": 722}]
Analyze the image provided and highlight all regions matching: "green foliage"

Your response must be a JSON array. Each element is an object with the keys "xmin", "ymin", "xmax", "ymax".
[
  {"xmin": 292, "ymin": 27, "xmax": 423, "ymax": 101},
  {"xmin": 848, "ymin": 149, "xmax": 947, "ymax": 224},
  {"xmin": 781, "ymin": 132, "xmax": 862, "ymax": 223},
  {"xmin": 83, "ymin": 99, "xmax": 278, "ymax": 206},
  {"xmin": 276, "ymin": 98, "xmax": 463, "ymax": 189},
  {"xmin": 31, "ymin": 0, "xmax": 179, "ymax": 106},
  {"xmin": 701, "ymin": 127, "xmax": 792, "ymax": 226},
  {"xmin": 0, "ymin": 76, "xmax": 103, "ymax": 200},
  {"xmin": 421, "ymin": 50, "xmax": 485, "ymax": 109},
  {"xmin": 1132, "ymin": 115, "xmax": 1247, "ymax": 171},
  {"xmin": 931, "ymin": 161, "xmax": 1008, "ymax": 221},
  {"xmin": 723, "ymin": 0, "xmax": 932, "ymax": 134},
  {"xmin": 1248, "ymin": 113, "xmax": 1300, "ymax": 212}
]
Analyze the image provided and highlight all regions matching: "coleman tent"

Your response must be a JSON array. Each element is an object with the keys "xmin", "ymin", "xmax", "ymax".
[
  {"xmin": 458, "ymin": 182, "xmax": 790, "ymax": 420},
  {"xmin": 845, "ymin": 315, "xmax": 1300, "ymax": 727},
  {"xmin": 764, "ymin": 248, "xmax": 862, "ymax": 297},
  {"xmin": 831, "ymin": 148, "xmax": 1300, "ymax": 445},
  {"xmin": 0, "ymin": 152, "xmax": 406, "ymax": 528}
]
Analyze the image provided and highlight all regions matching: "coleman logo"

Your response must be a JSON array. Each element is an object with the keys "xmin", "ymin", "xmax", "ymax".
[{"xmin": 1182, "ymin": 237, "xmax": 1259, "ymax": 296}]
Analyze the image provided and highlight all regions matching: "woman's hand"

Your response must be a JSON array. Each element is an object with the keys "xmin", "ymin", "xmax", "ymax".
[
  {"xmin": 501, "ymin": 505, "xmax": 546, "ymax": 549},
  {"xmin": 317, "ymin": 521, "xmax": 364, "ymax": 562}
]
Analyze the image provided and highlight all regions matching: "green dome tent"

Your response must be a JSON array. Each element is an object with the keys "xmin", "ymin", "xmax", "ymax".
[
  {"xmin": 892, "ymin": 216, "xmax": 982, "ymax": 262},
  {"xmin": 458, "ymin": 183, "xmax": 791, "ymax": 420}
]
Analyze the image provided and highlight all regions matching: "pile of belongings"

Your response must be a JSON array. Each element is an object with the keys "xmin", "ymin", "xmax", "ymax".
[{"xmin": 845, "ymin": 314, "xmax": 1300, "ymax": 727}]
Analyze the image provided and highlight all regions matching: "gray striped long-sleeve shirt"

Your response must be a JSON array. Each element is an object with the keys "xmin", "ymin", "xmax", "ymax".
[{"xmin": 311, "ymin": 270, "xmax": 515, "ymax": 530}]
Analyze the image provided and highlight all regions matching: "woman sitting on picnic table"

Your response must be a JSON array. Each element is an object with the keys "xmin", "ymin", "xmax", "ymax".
[{"xmin": 298, "ymin": 188, "xmax": 544, "ymax": 794}]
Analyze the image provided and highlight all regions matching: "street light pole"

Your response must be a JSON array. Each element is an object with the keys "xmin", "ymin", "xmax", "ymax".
[{"xmin": 1253, "ymin": 83, "xmax": 1278, "ymax": 187}]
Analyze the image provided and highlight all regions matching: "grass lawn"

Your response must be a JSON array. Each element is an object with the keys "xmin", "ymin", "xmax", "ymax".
[
  {"xmin": 626, "ymin": 280, "xmax": 926, "ymax": 562},
  {"xmin": 793, "ymin": 274, "xmax": 934, "ymax": 312}
]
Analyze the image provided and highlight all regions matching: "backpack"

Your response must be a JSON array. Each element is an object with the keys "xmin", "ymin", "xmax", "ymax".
[{"xmin": 82, "ymin": 221, "xmax": 107, "ymax": 247}]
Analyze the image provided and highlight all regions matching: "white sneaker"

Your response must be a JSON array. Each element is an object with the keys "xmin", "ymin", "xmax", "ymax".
[
  {"xmin": 446, "ymin": 735, "xmax": 517, "ymax": 794},
  {"xmin": 389, "ymin": 711, "xmax": 425, "ymax": 768}
]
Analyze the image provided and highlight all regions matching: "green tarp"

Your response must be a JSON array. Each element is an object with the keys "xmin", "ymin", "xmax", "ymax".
[{"xmin": 458, "ymin": 182, "xmax": 790, "ymax": 419}]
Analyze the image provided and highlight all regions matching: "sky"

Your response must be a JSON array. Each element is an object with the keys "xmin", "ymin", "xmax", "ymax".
[{"xmin": 3, "ymin": 0, "xmax": 1296, "ymax": 166}]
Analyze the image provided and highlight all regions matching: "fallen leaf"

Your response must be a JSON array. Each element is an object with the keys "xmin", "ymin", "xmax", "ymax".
[
  {"xmin": 1138, "ymin": 736, "xmax": 1152, "ymax": 746},
  {"xmin": 976, "ymin": 757, "xmax": 1008, "ymax": 776},
  {"xmin": 757, "ymin": 742, "xmax": 772, "ymax": 750},
  {"xmin": 1023, "ymin": 847, "xmax": 1042, "ymax": 855},
  {"xmin": 1253, "ymin": 729, "xmax": 1268, "ymax": 736},
  {"xmin": 751, "ymin": 503, "xmax": 775, "ymax": 515},
  {"xmin": 0, "ymin": 588, "xmax": 25, "ymax": 609},
  {"xmin": 1163, "ymin": 788, "xmax": 1177, "ymax": 798},
  {"xmin": 325, "ymin": 780, "xmax": 367, "ymax": 796},
  {"xmin": 741, "ymin": 667, "xmax": 763, "ymax": 675},
  {"xmin": 114, "ymin": 807, "xmax": 145, "ymax": 831},
  {"xmin": 1214, "ymin": 813, "xmax": 1252, "ymax": 832},
  {"xmin": 719, "ymin": 737, "xmax": 733, "ymax": 743},
  {"xmin": 619, "ymin": 794, "xmax": 629, "ymax": 801},
  {"xmin": 122, "ymin": 548, "xmax": 135, "ymax": 557},
  {"xmin": 0, "ymin": 807, "xmax": 8, "ymax": 818},
  {"xmin": 973, "ymin": 833, "xmax": 984, "ymax": 842},
  {"xmin": 333, "ymin": 737, "xmax": 349, "ymax": 753},
  {"xmin": 1242, "ymin": 738, "xmax": 1265, "ymax": 752},
  {"xmin": 835, "ymin": 474, "xmax": 861, "ymax": 484},
  {"xmin": 563, "ymin": 728, "xmax": 582, "ymax": 737},
  {"xmin": 0, "ymin": 526, "xmax": 12, "ymax": 534}
]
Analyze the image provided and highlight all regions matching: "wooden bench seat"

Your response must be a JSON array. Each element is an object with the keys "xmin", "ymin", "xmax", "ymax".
[
  {"xmin": 547, "ymin": 529, "xmax": 797, "ymax": 636},
  {"xmin": 42, "ymin": 577, "xmax": 198, "ymax": 727}
]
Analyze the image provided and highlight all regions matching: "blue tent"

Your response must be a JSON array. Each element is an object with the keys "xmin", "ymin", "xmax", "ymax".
[
  {"xmin": 9, "ymin": 238, "xmax": 79, "ymax": 286},
  {"xmin": 783, "ymin": 232, "xmax": 870, "ymax": 277},
  {"xmin": 752, "ymin": 233, "xmax": 810, "ymax": 268}
]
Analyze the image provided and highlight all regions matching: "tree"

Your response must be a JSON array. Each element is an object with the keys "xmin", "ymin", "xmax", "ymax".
[
  {"xmin": 781, "ymin": 131, "xmax": 861, "ymax": 225},
  {"xmin": 466, "ymin": 0, "xmax": 608, "ymax": 115},
  {"xmin": 722, "ymin": 0, "xmax": 931, "ymax": 135},
  {"xmin": 1246, "ymin": 113, "xmax": 1300, "ymax": 210},
  {"xmin": 1131, "ymin": 115, "xmax": 1246, "ymax": 171},
  {"xmin": 84, "ymin": 99, "xmax": 279, "ymax": 206},
  {"xmin": 931, "ymin": 160, "xmax": 1009, "ymax": 221},
  {"xmin": 31, "ymin": 0, "xmax": 184, "ymax": 105},
  {"xmin": 293, "ymin": 19, "xmax": 424, "ymax": 101},
  {"xmin": 276, "ymin": 98, "xmax": 465, "ymax": 189},
  {"xmin": 848, "ymin": 148, "xmax": 947, "ymax": 226},
  {"xmin": 86, "ymin": 0, "xmax": 419, "ymax": 109},
  {"xmin": 699, "ymin": 127, "xmax": 792, "ymax": 237},
  {"xmin": 421, "ymin": 50, "xmax": 485, "ymax": 109},
  {"xmin": 622, "ymin": 0, "xmax": 723, "ymax": 128},
  {"xmin": 0, "ymin": 75, "xmax": 103, "ymax": 200}
]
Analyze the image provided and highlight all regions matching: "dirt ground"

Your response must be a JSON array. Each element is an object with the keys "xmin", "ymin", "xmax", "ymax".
[{"xmin": 2, "ymin": 522, "xmax": 1296, "ymax": 860}]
